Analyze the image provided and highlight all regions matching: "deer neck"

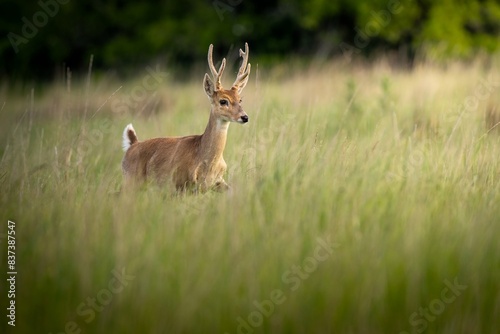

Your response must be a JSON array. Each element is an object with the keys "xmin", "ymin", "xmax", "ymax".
[{"xmin": 200, "ymin": 111, "xmax": 229, "ymax": 163}]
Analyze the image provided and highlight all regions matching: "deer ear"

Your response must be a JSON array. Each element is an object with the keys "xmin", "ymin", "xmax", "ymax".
[{"xmin": 204, "ymin": 73, "xmax": 215, "ymax": 97}]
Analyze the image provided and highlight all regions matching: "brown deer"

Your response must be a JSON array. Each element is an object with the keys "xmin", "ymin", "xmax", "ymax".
[{"xmin": 121, "ymin": 43, "xmax": 251, "ymax": 193}]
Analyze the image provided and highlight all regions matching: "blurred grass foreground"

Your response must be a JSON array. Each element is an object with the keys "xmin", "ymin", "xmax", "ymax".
[{"xmin": 1, "ymin": 52, "xmax": 500, "ymax": 333}]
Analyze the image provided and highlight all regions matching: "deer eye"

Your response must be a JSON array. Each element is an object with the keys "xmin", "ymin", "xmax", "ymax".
[{"xmin": 219, "ymin": 99, "xmax": 228, "ymax": 106}]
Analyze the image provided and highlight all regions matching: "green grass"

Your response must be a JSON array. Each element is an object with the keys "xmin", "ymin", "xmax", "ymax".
[{"xmin": 1, "ymin": 56, "xmax": 500, "ymax": 334}]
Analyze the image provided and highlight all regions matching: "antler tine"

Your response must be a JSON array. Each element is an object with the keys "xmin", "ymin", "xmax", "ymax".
[
  {"xmin": 207, "ymin": 44, "xmax": 226, "ymax": 90},
  {"xmin": 237, "ymin": 42, "xmax": 249, "ymax": 76},
  {"xmin": 232, "ymin": 43, "xmax": 251, "ymax": 90},
  {"xmin": 207, "ymin": 44, "xmax": 217, "ymax": 78}
]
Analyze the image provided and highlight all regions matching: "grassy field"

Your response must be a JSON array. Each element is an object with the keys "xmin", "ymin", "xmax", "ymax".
[{"xmin": 1, "ymin": 55, "xmax": 500, "ymax": 334}]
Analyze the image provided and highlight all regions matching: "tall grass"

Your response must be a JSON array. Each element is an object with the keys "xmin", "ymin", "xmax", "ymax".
[{"xmin": 1, "ymin": 56, "xmax": 500, "ymax": 334}]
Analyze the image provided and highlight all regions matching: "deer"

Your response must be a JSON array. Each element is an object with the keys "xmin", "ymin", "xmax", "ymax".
[{"xmin": 121, "ymin": 43, "xmax": 251, "ymax": 193}]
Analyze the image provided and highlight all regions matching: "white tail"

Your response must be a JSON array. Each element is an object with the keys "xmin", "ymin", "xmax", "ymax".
[
  {"xmin": 121, "ymin": 43, "xmax": 251, "ymax": 193},
  {"xmin": 122, "ymin": 124, "xmax": 138, "ymax": 152}
]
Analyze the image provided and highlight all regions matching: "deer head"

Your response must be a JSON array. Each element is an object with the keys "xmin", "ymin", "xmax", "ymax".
[{"xmin": 204, "ymin": 43, "xmax": 251, "ymax": 124}]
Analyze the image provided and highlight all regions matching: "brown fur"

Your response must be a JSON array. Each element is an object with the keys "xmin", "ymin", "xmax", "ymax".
[
  {"xmin": 127, "ymin": 129, "xmax": 138, "ymax": 145},
  {"xmin": 121, "ymin": 43, "xmax": 251, "ymax": 193}
]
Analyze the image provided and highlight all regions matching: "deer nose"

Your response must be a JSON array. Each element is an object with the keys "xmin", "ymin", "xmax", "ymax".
[{"xmin": 241, "ymin": 115, "xmax": 249, "ymax": 123}]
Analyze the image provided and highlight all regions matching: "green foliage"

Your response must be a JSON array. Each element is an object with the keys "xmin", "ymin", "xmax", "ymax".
[
  {"xmin": 417, "ymin": 0, "xmax": 500, "ymax": 58},
  {"xmin": 0, "ymin": 0, "xmax": 499, "ymax": 79}
]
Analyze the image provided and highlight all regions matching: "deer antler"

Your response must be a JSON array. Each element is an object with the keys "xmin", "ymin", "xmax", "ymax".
[
  {"xmin": 232, "ymin": 42, "xmax": 251, "ymax": 93},
  {"xmin": 208, "ymin": 44, "xmax": 226, "ymax": 91}
]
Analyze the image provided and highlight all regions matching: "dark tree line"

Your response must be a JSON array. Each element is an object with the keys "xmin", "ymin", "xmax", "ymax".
[{"xmin": 1, "ymin": 0, "xmax": 499, "ymax": 80}]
